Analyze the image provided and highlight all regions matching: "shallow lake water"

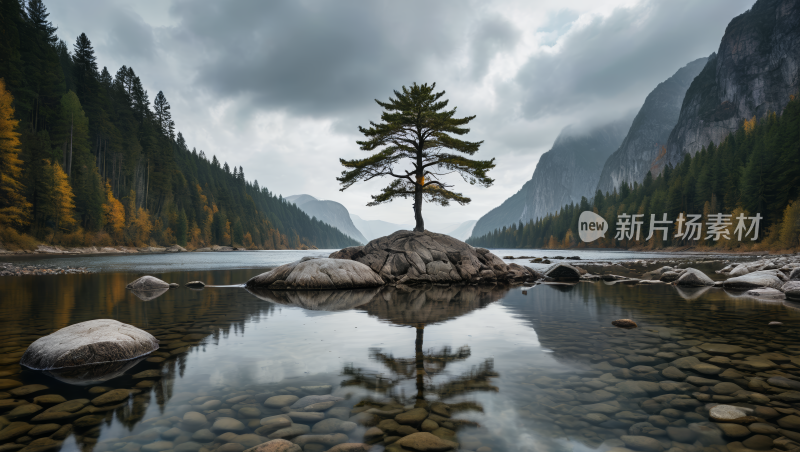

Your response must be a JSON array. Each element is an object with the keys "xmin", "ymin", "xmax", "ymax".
[{"xmin": 1, "ymin": 254, "xmax": 800, "ymax": 452}]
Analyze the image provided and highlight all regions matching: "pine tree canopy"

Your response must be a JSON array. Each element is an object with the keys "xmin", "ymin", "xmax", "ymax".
[{"xmin": 338, "ymin": 82, "xmax": 494, "ymax": 232}]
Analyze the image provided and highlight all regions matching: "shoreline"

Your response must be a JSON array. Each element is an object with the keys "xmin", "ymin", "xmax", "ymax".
[{"xmin": 0, "ymin": 243, "xmax": 319, "ymax": 257}]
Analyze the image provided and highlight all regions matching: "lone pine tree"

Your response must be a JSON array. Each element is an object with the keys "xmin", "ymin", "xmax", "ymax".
[{"xmin": 338, "ymin": 82, "xmax": 494, "ymax": 232}]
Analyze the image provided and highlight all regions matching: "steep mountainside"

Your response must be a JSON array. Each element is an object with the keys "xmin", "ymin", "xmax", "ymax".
[
  {"xmin": 287, "ymin": 195, "xmax": 368, "ymax": 244},
  {"xmin": 665, "ymin": 0, "xmax": 800, "ymax": 167},
  {"xmin": 596, "ymin": 57, "xmax": 708, "ymax": 194},
  {"xmin": 471, "ymin": 116, "xmax": 633, "ymax": 239}
]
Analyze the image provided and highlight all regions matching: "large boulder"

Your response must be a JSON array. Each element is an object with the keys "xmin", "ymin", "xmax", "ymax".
[
  {"xmin": 246, "ymin": 257, "xmax": 384, "ymax": 290},
  {"xmin": 328, "ymin": 230, "xmax": 538, "ymax": 285},
  {"xmin": 790, "ymin": 268, "xmax": 800, "ymax": 281},
  {"xmin": 783, "ymin": 281, "xmax": 800, "ymax": 301},
  {"xmin": 126, "ymin": 276, "xmax": 169, "ymax": 290},
  {"xmin": 723, "ymin": 270, "xmax": 784, "ymax": 290},
  {"xmin": 544, "ymin": 264, "xmax": 581, "ymax": 281},
  {"xmin": 676, "ymin": 268, "xmax": 714, "ymax": 287},
  {"xmin": 20, "ymin": 319, "xmax": 159, "ymax": 370}
]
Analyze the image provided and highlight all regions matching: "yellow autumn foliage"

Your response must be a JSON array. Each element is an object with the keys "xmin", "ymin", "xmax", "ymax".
[
  {"xmin": 47, "ymin": 161, "xmax": 77, "ymax": 232},
  {"xmin": 103, "ymin": 182, "xmax": 125, "ymax": 238},
  {"xmin": 743, "ymin": 115, "xmax": 757, "ymax": 134},
  {"xmin": 0, "ymin": 78, "xmax": 32, "ymax": 227}
]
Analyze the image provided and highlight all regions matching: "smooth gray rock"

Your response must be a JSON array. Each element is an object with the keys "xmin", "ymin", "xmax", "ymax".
[
  {"xmin": 729, "ymin": 264, "xmax": 750, "ymax": 277},
  {"xmin": 676, "ymin": 268, "xmax": 714, "ymax": 287},
  {"xmin": 723, "ymin": 270, "xmax": 784, "ymax": 290},
  {"xmin": 20, "ymin": 319, "xmax": 159, "ymax": 370},
  {"xmin": 643, "ymin": 266, "xmax": 674, "ymax": 280},
  {"xmin": 789, "ymin": 268, "xmax": 800, "ymax": 281},
  {"xmin": 782, "ymin": 281, "xmax": 800, "ymax": 300},
  {"xmin": 246, "ymin": 257, "xmax": 383, "ymax": 290},
  {"xmin": 289, "ymin": 395, "xmax": 343, "ymax": 412},
  {"xmin": 709, "ymin": 405, "xmax": 752, "ymax": 422},
  {"xmin": 126, "ymin": 275, "xmax": 170, "ymax": 290},
  {"xmin": 244, "ymin": 439, "xmax": 301, "ymax": 452},
  {"xmin": 544, "ymin": 264, "xmax": 582, "ymax": 281}
]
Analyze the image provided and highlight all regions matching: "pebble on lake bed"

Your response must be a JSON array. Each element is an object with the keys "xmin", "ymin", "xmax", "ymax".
[{"xmin": 611, "ymin": 319, "xmax": 637, "ymax": 329}]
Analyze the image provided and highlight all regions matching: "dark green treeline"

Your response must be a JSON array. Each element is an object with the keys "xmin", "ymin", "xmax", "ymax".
[
  {"xmin": 468, "ymin": 96, "xmax": 800, "ymax": 251},
  {"xmin": 0, "ymin": 0, "xmax": 357, "ymax": 249}
]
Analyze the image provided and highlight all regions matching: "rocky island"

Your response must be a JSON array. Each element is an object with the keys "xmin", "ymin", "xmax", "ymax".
[{"xmin": 246, "ymin": 231, "xmax": 542, "ymax": 290}]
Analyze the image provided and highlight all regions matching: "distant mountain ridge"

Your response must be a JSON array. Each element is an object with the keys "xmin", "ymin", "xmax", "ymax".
[
  {"xmin": 664, "ymin": 0, "xmax": 800, "ymax": 168},
  {"xmin": 596, "ymin": 57, "xmax": 708, "ymax": 194},
  {"xmin": 471, "ymin": 115, "xmax": 633, "ymax": 239},
  {"xmin": 349, "ymin": 214, "xmax": 413, "ymax": 242},
  {"xmin": 287, "ymin": 195, "xmax": 368, "ymax": 244}
]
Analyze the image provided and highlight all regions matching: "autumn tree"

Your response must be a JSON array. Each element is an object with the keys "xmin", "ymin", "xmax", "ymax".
[
  {"xmin": 103, "ymin": 181, "xmax": 125, "ymax": 239},
  {"xmin": 338, "ymin": 83, "xmax": 494, "ymax": 232},
  {"xmin": 43, "ymin": 161, "xmax": 76, "ymax": 235},
  {"xmin": 0, "ymin": 79, "xmax": 32, "ymax": 227}
]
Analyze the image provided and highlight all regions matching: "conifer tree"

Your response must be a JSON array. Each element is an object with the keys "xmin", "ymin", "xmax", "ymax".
[
  {"xmin": 0, "ymin": 79, "xmax": 32, "ymax": 227},
  {"xmin": 176, "ymin": 208, "xmax": 188, "ymax": 246},
  {"xmin": 153, "ymin": 90, "xmax": 174, "ymax": 139},
  {"xmin": 26, "ymin": 0, "xmax": 58, "ymax": 46},
  {"xmin": 339, "ymin": 82, "xmax": 494, "ymax": 231},
  {"xmin": 72, "ymin": 33, "xmax": 98, "ymax": 124}
]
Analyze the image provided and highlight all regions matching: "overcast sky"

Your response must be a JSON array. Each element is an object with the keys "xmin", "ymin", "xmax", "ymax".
[{"xmin": 47, "ymin": 0, "xmax": 752, "ymax": 228}]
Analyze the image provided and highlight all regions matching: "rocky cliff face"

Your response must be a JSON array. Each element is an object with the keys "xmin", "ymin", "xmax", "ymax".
[
  {"xmin": 596, "ymin": 57, "xmax": 707, "ymax": 194},
  {"xmin": 286, "ymin": 194, "xmax": 368, "ymax": 244},
  {"xmin": 471, "ymin": 116, "xmax": 632, "ymax": 239},
  {"xmin": 665, "ymin": 0, "xmax": 800, "ymax": 168}
]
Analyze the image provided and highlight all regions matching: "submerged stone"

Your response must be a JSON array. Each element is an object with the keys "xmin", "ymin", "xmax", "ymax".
[{"xmin": 612, "ymin": 319, "xmax": 638, "ymax": 329}]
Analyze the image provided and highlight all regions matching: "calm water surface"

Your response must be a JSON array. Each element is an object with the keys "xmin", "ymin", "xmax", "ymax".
[{"xmin": 1, "ymin": 253, "xmax": 799, "ymax": 452}]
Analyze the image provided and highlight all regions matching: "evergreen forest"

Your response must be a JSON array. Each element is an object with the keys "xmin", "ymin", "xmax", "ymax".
[
  {"xmin": 0, "ymin": 0, "xmax": 358, "ymax": 250},
  {"xmin": 468, "ymin": 96, "xmax": 800, "ymax": 251}
]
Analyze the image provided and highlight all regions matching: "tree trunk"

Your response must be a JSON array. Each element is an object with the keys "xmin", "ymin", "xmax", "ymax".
[
  {"xmin": 414, "ymin": 151, "xmax": 424, "ymax": 232},
  {"xmin": 414, "ymin": 186, "xmax": 424, "ymax": 232},
  {"xmin": 68, "ymin": 113, "xmax": 73, "ymax": 177}
]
